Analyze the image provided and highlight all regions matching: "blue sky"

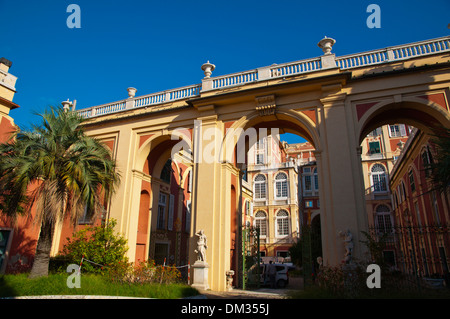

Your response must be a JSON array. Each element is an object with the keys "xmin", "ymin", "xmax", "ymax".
[{"xmin": 1, "ymin": 0, "xmax": 449, "ymax": 144}]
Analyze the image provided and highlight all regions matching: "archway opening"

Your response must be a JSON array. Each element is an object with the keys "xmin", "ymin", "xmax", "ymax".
[
  {"xmin": 358, "ymin": 100, "xmax": 450, "ymax": 275},
  {"xmin": 227, "ymin": 112, "xmax": 322, "ymax": 288},
  {"xmin": 136, "ymin": 134, "xmax": 193, "ymax": 272}
]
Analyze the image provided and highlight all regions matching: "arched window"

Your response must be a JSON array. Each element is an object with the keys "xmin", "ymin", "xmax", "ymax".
[
  {"xmin": 276, "ymin": 210, "xmax": 290, "ymax": 237},
  {"xmin": 421, "ymin": 147, "xmax": 433, "ymax": 178},
  {"xmin": 408, "ymin": 169, "xmax": 416, "ymax": 193},
  {"xmin": 255, "ymin": 211, "xmax": 267, "ymax": 237},
  {"xmin": 275, "ymin": 172, "xmax": 288, "ymax": 199},
  {"xmin": 160, "ymin": 159, "xmax": 172, "ymax": 184},
  {"xmin": 254, "ymin": 174, "xmax": 267, "ymax": 200},
  {"xmin": 375, "ymin": 204, "xmax": 392, "ymax": 233},
  {"xmin": 371, "ymin": 164, "xmax": 387, "ymax": 192}
]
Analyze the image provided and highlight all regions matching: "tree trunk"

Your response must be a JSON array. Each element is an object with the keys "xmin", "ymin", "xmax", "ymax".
[{"xmin": 29, "ymin": 219, "xmax": 55, "ymax": 278}]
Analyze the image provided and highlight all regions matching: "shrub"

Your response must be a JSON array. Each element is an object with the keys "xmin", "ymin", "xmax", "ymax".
[
  {"xmin": 108, "ymin": 259, "xmax": 182, "ymax": 285},
  {"xmin": 59, "ymin": 219, "xmax": 129, "ymax": 274}
]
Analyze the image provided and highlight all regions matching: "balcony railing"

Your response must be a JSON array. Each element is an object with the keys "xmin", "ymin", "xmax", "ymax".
[{"xmin": 77, "ymin": 36, "xmax": 450, "ymax": 119}]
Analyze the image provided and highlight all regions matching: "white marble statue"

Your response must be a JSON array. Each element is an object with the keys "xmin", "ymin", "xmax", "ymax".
[
  {"xmin": 339, "ymin": 229, "xmax": 353, "ymax": 264},
  {"xmin": 194, "ymin": 229, "xmax": 207, "ymax": 262}
]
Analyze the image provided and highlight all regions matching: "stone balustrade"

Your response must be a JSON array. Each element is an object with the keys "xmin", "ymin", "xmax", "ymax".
[{"xmin": 77, "ymin": 36, "xmax": 450, "ymax": 119}]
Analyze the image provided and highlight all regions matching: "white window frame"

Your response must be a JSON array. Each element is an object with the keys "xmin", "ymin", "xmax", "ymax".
[
  {"xmin": 275, "ymin": 210, "xmax": 290, "ymax": 238},
  {"xmin": 255, "ymin": 138, "xmax": 266, "ymax": 165},
  {"xmin": 254, "ymin": 211, "xmax": 267, "ymax": 238},
  {"xmin": 389, "ymin": 124, "xmax": 407, "ymax": 137},
  {"xmin": 254, "ymin": 174, "xmax": 267, "ymax": 201},
  {"xmin": 274, "ymin": 172, "xmax": 289, "ymax": 200},
  {"xmin": 302, "ymin": 166, "xmax": 318, "ymax": 196},
  {"xmin": 371, "ymin": 164, "xmax": 388, "ymax": 193}
]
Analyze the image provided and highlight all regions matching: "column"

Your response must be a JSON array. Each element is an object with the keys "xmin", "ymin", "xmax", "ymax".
[
  {"xmin": 317, "ymin": 92, "xmax": 368, "ymax": 266},
  {"xmin": 190, "ymin": 111, "xmax": 230, "ymax": 291}
]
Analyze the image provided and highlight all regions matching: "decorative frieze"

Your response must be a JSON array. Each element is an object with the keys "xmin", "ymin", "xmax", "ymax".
[{"xmin": 255, "ymin": 94, "xmax": 276, "ymax": 116}]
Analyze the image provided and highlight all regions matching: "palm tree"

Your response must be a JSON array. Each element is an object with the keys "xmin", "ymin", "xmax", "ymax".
[{"xmin": 0, "ymin": 106, "xmax": 120, "ymax": 278}]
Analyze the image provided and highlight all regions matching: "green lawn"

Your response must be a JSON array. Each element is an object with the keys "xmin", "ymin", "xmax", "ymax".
[{"xmin": 0, "ymin": 274, "xmax": 199, "ymax": 299}]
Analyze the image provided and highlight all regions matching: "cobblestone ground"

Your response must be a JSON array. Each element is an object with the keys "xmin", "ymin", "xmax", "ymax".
[{"xmin": 199, "ymin": 276, "xmax": 303, "ymax": 299}]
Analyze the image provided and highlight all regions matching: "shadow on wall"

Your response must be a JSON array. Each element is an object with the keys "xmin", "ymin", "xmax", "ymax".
[{"xmin": 0, "ymin": 217, "xmax": 38, "ymax": 273}]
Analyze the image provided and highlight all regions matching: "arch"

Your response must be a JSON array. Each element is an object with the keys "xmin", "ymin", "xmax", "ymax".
[
  {"xmin": 135, "ymin": 129, "xmax": 193, "ymax": 173},
  {"xmin": 357, "ymin": 98, "xmax": 450, "ymax": 145},
  {"xmin": 375, "ymin": 204, "xmax": 391, "ymax": 213},
  {"xmin": 220, "ymin": 109, "xmax": 320, "ymax": 164}
]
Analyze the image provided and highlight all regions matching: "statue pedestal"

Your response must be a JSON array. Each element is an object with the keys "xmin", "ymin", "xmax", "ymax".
[{"xmin": 191, "ymin": 261, "xmax": 210, "ymax": 291}]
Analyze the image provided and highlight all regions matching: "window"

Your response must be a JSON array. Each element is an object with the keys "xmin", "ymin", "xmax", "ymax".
[
  {"xmin": 157, "ymin": 193, "xmax": 167, "ymax": 230},
  {"xmin": 244, "ymin": 200, "xmax": 251, "ymax": 216},
  {"xmin": 389, "ymin": 124, "xmax": 407, "ymax": 137},
  {"xmin": 185, "ymin": 200, "xmax": 191, "ymax": 233},
  {"xmin": 394, "ymin": 192, "xmax": 398, "ymax": 209},
  {"xmin": 371, "ymin": 164, "xmax": 387, "ymax": 192},
  {"xmin": 78, "ymin": 205, "xmax": 94, "ymax": 224},
  {"xmin": 421, "ymin": 147, "xmax": 433, "ymax": 178},
  {"xmin": 167, "ymin": 194, "xmax": 175, "ymax": 231},
  {"xmin": 187, "ymin": 170, "xmax": 192, "ymax": 193},
  {"xmin": 368, "ymin": 128, "xmax": 381, "ymax": 137},
  {"xmin": 408, "ymin": 170, "xmax": 416, "ymax": 193},
  {"xmin": 276, "ymin": 210, "xmax": 290, "ymax": 237},
  {"xmin": 369, "ymin": 141, "xmax": 381, "ymax": 154},
  {"xmin": 305, "ymin": 201, "xmax": 313, "ymax": 208},
  {"xmin": 154, "ymin": 243, "xmax": 169, "ymax": 265},
  {"xmin": 256, "ymin": 154, "xmax": 264, "ymax": 165},
  {"xmin": 302, "ymin": 166, "xmax": 318, "ymax": 196},
  {"xmin": 254, "ymin": 174, "xmax": 267, "ymax": 200},
  {"xmin": 161, "ymin": 159, "xmax": 172, "ymax": 184},
  {"xmin": 255, "ymin": 211, "xmax": 267, "ymax": 237},
  {"xmin": 313, "ymin": 168, "xmax": 318, "ymax": 191},
  {"xmin": 304, "ymin": 175, "xmax": 312, "ymax": 191},
  {"xmin": 276, "ymin": 251, "xmax": 289, "ymax": 258},
  {"xmin": 275, "ymin": 172, "xmax": 288, "ymax": 199},
  {"xmin": 376, "ymin": 205, "xmax": 392, "ymax": 233},
  {"xmin": 432, "ymin": 191, "xmax": 440, "ymax": 225},
  {"xmin": 255, "ymin": 138, "xmax": 266, "ymax": 165},
  {"xmin": 414, "ymin": 202, "xmax": 422, "ymax": 227},
  {"xmin": 0, "ymin": 230, "xmax": 11, "ymax": 272}
]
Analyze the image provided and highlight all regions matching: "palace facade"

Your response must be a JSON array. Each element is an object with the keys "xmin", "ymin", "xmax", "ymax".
[{"xmin": 1, "ymin": 36, "xmax": 450, "ymax": 291}]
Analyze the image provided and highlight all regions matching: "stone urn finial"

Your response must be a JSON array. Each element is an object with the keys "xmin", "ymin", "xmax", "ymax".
[
  {"xmin": 318, "ymin": 36, "xmax": 336, "ymax": 55},
  {"xmin": 127, "ymin": 87, "xmax": 137, "ymax": 99},
  {"xmin": 62, "ymin": 99, "xmax": 72, "ymax": 112},
  {"xmin": 201, "ymin": 61, "xmax": 215, "ymax": 78}
]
